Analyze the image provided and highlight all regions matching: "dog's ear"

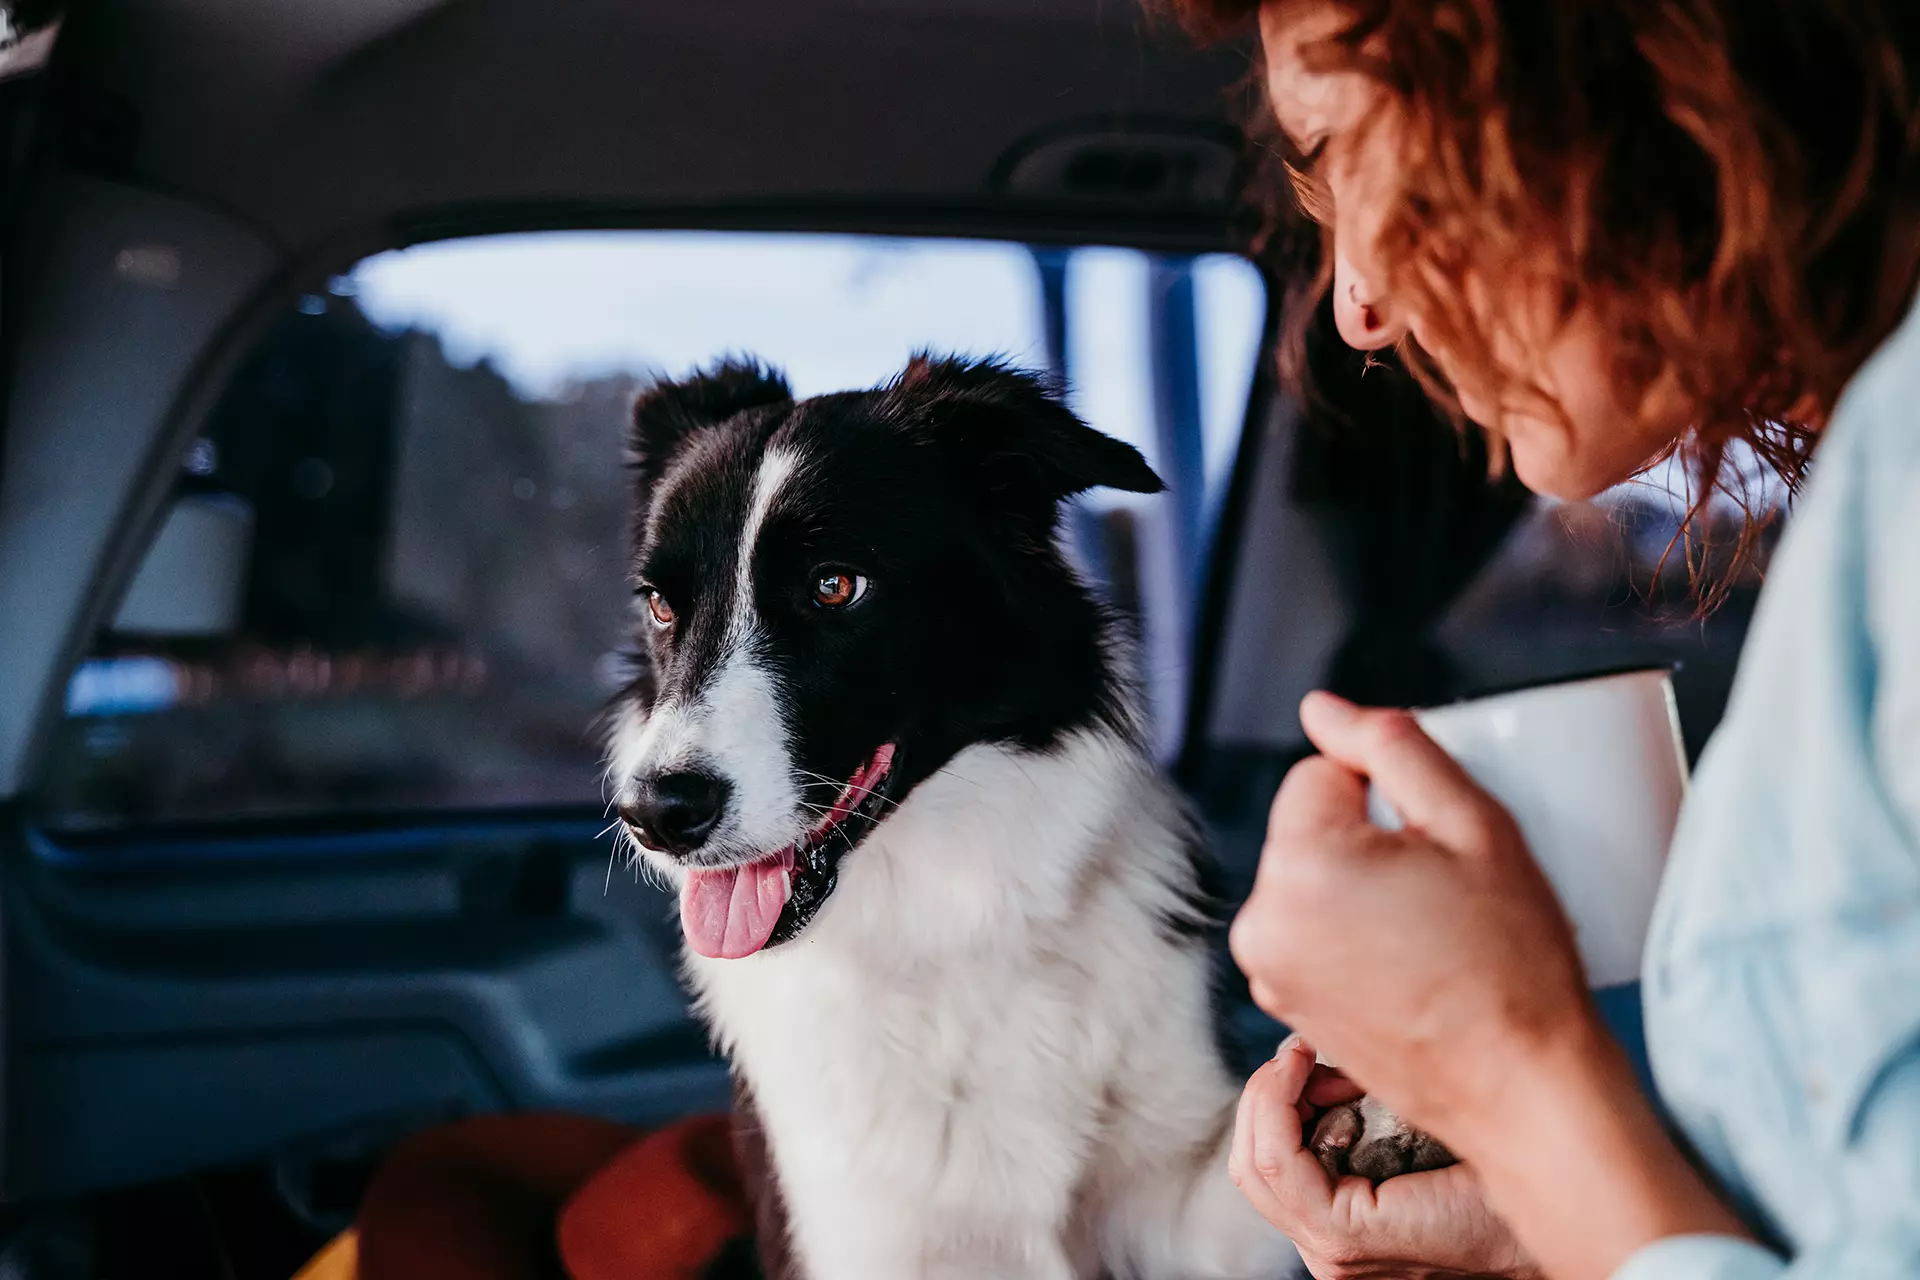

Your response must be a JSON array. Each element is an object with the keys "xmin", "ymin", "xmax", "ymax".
[
  {"xmin": 630, "ymin": 358, "xmax": 793, "ymax": 486},
  {"xmin": 890, "ymin": 354, "xmax": 1165, "ymax": 504}
]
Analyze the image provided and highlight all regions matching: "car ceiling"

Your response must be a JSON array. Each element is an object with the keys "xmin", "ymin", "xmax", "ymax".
[{"xmin": 52, "ymin": 0, "xmax": 1256, "ymax": 252}]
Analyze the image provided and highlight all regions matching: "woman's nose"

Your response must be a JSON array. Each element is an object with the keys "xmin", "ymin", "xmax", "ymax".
[{"xmin": 1331, "ymin": 251, "xmax": 1402, "ymax": 351}]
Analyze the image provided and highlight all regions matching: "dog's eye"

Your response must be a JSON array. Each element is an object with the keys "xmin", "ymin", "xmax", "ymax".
[
  {"xmin": 646, "ymin": 591, "xmax": 676, "ymax": 628},
  {"xmin": 811, "ymin": 570, "xmax": 868, "ymax": 609}
]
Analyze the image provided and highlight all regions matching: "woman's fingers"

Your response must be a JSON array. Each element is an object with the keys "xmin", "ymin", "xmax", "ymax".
[
  {"xmin": 1265, "ymin": 752, "xmax": 1370, "ymax": 843},
  {"xmin": 1229, "ymin": 1037, "xmax": 1334, "ymax": 1235},
  {"xmin": 1229, "ymin": 1055, "xmax": 1288, "ymax": 1224},
  {"xmin": 1235, "ymin": 759, "xmax": 1369, "ymax": 1014},
  {"xmin": 1228, "ymin": 1045, "xmax": 1538, "ymax": 1277},
  {"xmin": 1246, "ymin": 978, "xmax": 1283, "ymax": 1018},
  {"xmin": 1298, "ymin": 692, "xmax": 1509, "ymax": 853},
  {"xmin": 1304, "ymin": 1064, "xmax": 1365, "ymax": 1108}
]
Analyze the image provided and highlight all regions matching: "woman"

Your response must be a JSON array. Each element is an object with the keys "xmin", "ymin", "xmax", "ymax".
[{"xmin": 1176, "ymin": 2, "xmax": 1920, "ymax": 1278}]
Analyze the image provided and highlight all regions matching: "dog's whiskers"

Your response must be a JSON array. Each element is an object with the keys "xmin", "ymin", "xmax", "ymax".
[
  {"xmin": 792, "ymin": 769, "xmax": 857, "ymax": 790},
  {"xmin": 796, "ymin": 790, "xmax": 900, "ymax": 816},
  {"xmin": 792, "ymin": 770, "xmax": 901, "ymax": 810}
]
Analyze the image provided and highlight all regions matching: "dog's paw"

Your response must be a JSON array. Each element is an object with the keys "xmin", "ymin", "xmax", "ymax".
[
  {"xmin": 1319, "ymin": 1099, "xmax": 1456, "ymax": 1185},
  {"xmin": 1307, "ymin": 1102, "xmax": 1362, "ymax": 1181}
]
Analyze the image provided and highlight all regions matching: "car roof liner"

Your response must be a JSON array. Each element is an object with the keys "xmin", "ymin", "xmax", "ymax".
[
  {"xmin": 991, "ymin": 119, "xmax": 1243, "ymax": 210},
  {"xmin": 45, "ymin": 0, "xmax": 1252, "ymax": 252}
]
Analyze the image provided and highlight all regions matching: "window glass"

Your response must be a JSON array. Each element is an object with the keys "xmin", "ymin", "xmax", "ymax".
[
  {"xmin": 38, "ymin": 232, "xmax": 1267, "ymax": 831},
  {"xmin": 1436, "ymin": 446, "xmax": 1785, "ymax": 759}
]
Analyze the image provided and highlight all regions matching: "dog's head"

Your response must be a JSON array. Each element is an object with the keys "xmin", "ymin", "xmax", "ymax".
[{"xmin": 608, "ymin": 353, "xmax": 1162, "ymax": 959}]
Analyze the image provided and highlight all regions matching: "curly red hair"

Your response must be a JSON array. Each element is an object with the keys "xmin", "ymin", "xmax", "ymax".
[{"xmin": 1165, "ymin": 0, "xmax": 1920, "ymax": 570}]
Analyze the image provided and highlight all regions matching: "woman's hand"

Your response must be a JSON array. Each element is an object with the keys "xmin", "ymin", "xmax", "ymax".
[
  {"xmin": 1228, "ymin": 692, "xmax": 1593, "ymax": 1140},
  {"xmin": 1231, "ymin": 1037, "xmax": 1540, "ymax": 1280},
  {"xmin": 1231, "ymin": 693, "xmax": 1755, "ymax": 1280}
]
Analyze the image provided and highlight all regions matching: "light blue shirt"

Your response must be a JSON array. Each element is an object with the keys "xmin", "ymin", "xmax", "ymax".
[{"xmin": 1614, "ymin": 300, "xmax": 1920, "ymax": 1278}]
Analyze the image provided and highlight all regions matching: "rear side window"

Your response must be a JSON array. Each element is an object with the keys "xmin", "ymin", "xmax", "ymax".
[{"xmin": 38, "ymin": 231, "xmax": 1268, "ymax": 832}]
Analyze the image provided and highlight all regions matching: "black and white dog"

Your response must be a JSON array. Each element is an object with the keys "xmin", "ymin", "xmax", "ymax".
[{"xmin": 607, "ymin": 354, "xmax": 1301, "ymax": 1279}]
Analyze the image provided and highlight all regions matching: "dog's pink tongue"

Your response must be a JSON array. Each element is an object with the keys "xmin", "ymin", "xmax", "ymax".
[{"xmin": 681, "ymin": 858, "xmax": 791, "ymax": 959}]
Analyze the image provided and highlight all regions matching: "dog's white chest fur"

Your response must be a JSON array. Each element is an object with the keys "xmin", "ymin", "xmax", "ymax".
[{"xmin": 688, "ymin": 731, "xmax": 1296, "ymax": 1280}]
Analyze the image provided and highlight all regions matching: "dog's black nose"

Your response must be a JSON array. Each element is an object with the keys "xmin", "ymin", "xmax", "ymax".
[{"xmin": 622, "ymin": 770, "xmax": 730, "ymax": 857}]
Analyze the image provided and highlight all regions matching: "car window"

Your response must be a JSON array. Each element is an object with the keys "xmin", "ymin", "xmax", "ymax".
[
  {"xmin": 1198, "ymin": 306, "xmax": 1787, "ymax": 782},
  {"xmin": 1435, "ymin": 449, "xmax": 1785, "ymax": 755},
  {"xmin": 37, "ymin": 231, "xmax": 1268, "ymax": 832}
]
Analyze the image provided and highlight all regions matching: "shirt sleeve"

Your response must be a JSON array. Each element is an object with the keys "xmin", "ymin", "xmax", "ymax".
[
  {"xmin": 1611, "ymin": 1237, "xmax": 1787, "ymax": 1280},
  {"xmin": 1611, "ymin": 1216, "xmax": 1920, "ymax": 1280},
  {"xmin": 1610, "ymin": 1044, "xmax": 1920, "ymax": 1279},
  {"xmin": 1608, "ymin": 1019, "xmax": 1920, "ymax": 1280},
  {"xmin": 1868, "ymin": 412, "xmax": 1920, "ymax": 846}
]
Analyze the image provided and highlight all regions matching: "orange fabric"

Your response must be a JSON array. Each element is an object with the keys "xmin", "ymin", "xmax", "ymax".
[
  {"xmin": 344, "ymin": 1112, "xmax": 752, "ymax": 1280},
  {"xmin": 291, "ymin": 1227, "xmax": 358, "ymax": 1280},
  {"xmin": 558, "ymin": 1114, "xmax": 751, "ymax": 1280},
  {"xmin": 356, "ymin": 1113, "xmax": 641, "ymax": 1280}
]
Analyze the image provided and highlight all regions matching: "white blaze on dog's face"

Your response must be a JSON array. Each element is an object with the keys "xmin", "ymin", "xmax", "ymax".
[
  {"xmin": 616, "ymin": 444, "xmax": 805, "ymax": 856},
  {"xmin": 609, "ymin": 355, "xmax": 1163, "ymax": 961}
]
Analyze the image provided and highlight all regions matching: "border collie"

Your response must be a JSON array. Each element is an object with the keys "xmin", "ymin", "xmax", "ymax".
[{"xmin": 607, "ymin": 354, "xmax": 1301, "ymax": 1279}]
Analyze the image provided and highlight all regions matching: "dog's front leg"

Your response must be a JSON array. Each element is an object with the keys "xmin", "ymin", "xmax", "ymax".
[
  {"xmin": 785, "ymin": 1191, "xmax": 1079, "ymax": 1280},
  {"xmin": 1109, "ymin": 1120, "xmax": 1303, "ymax": 1280},
  {"xmin": 760, "ymin": 1061, "xmax": 1096, "ymax": 1279}
]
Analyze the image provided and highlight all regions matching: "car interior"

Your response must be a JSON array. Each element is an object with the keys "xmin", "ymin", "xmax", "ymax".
[{"xmin": 0, "ymin": 1, "xmax": 1774, "ymax": 1275}]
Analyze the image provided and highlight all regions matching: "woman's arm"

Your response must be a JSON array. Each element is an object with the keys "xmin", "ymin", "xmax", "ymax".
[
  {"xmin": 1450, "ymin": 1009, "xmax": 1759, "ymax": 1280},
  {"xmin": 1579, "ymin": 1040, "xmax": 1920, "ymax": 1279}
]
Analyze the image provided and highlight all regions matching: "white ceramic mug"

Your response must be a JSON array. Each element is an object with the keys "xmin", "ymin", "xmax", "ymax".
[{"xmin": 1366, "ymin": 667, "xmax": 1689, "ymax": 989}]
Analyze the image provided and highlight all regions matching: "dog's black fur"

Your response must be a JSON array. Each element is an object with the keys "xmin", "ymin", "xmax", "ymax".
[{"xmin": 624, "ymin": 353, "xmax": 1166, "ymax": 947}]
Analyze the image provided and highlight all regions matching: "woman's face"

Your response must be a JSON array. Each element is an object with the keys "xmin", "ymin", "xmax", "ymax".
[{"xmin": 1260, "ymin": 2, "xmax": 1688, "ymax": 500}]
